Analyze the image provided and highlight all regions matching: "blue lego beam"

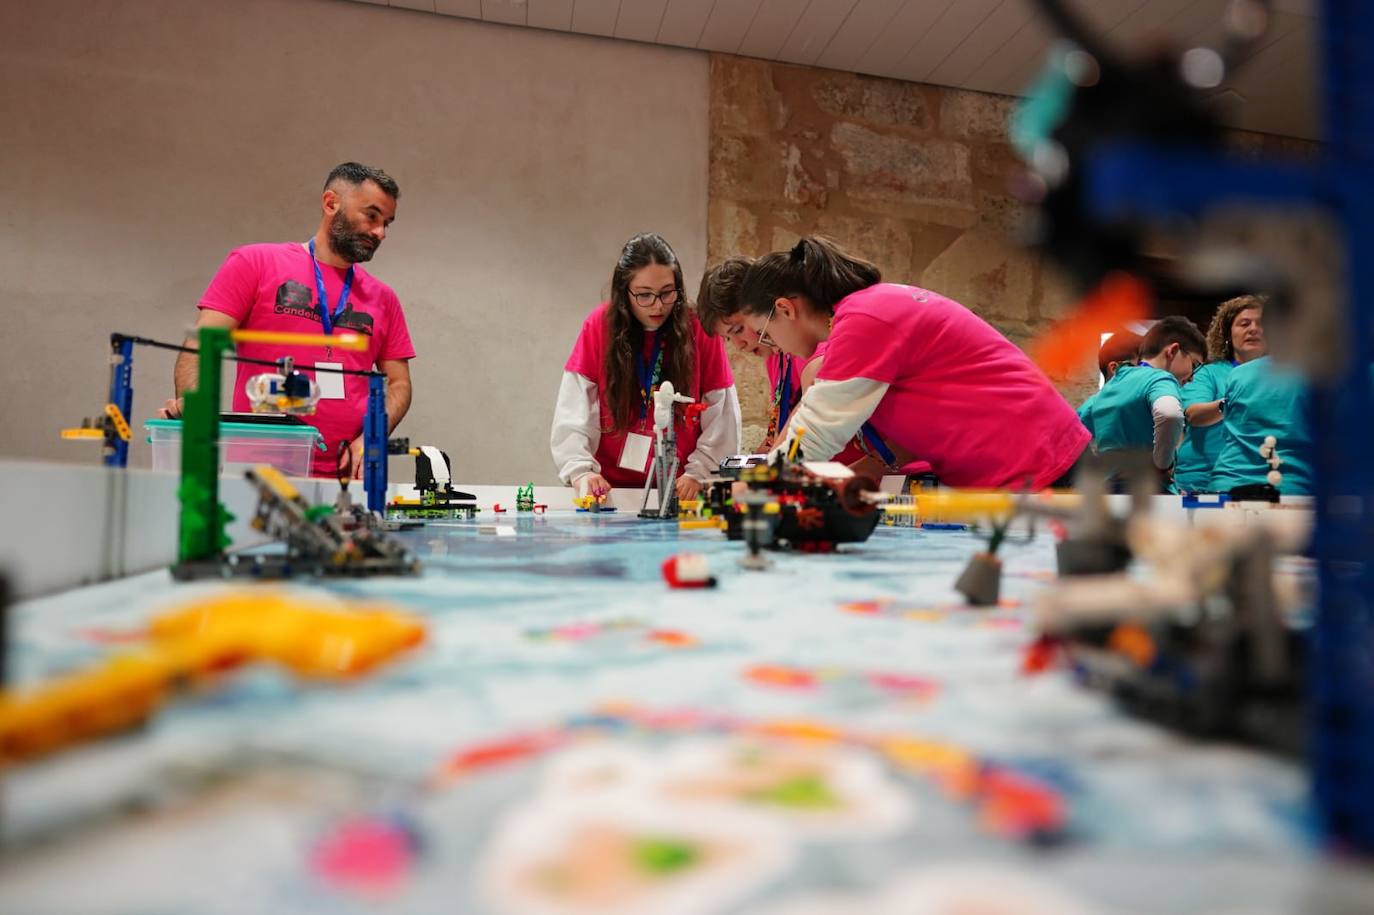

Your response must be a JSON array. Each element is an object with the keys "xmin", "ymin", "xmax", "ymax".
[
  {"xmin": 1072, "ymin": 0, "xmax": 1374, "ymax": 852},
  {"xmin": 106, "ymin": 334, "xmax": 134, "ymax": 469},
  {"xmin": 364, "ymin": 374, "xmax": 387, "ymax": 514}
]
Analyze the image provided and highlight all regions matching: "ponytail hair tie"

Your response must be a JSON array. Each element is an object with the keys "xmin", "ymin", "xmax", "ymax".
[{"xmin": 790, "ymin": 239, "xmax": 806, "ymax": 262}]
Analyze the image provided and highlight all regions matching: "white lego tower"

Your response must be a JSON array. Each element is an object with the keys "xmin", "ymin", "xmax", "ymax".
[{"xmin": 639, "ymin": 380, "xmax": 694, "ymax": 519}]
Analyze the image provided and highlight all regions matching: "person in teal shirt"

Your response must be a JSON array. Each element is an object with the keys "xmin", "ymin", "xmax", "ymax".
[
  {"xmin": 1176, "ymin": 295, "xmax": 1267, "ymax": 491},
  {"xmin": 1207, "ymin": 356, "xmax": 1313, "ymax": 495},
  {"xmin": 1079, "ymin": 317, "xmax": 1207, "ymax": 491},
  {"xmin": 1076, "ymin": 328, "xmax": 1142, "ymax": 425}
]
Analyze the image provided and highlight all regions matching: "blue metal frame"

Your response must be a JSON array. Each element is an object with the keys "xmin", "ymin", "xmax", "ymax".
[
  {"xmin": 1078, "ymin": 0, "xmax": 1374, "ymax": 851},
  {"xmin": 364, "ymin": 374, "xmax": 388, "ymax": 514},
  {"xmin": 106, "ymin": 334, "xmax": 134, "ymax": 469}
]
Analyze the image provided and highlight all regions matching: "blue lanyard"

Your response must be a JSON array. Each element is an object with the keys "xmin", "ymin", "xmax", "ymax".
[
  {"xmin": 775, "ymin": 355, "xmax": 796, "ymax": 431},
  {"xmin": 638, "ymin": 330, "xmax": 665, "ymax": 420},
  {"xmin": 860, "ymin": 422, "xmax": 897, "ymax": 465},
  {"xmin": 307, "ymin": 238, "xmax": 355, "ymax": 336}
]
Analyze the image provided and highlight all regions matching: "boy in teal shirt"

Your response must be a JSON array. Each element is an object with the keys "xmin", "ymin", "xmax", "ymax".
[
  {"xmin": 1076, "ymin": 329, "xmax": 1142, "ymax": 425},
  {"xmin": 1079, "ymin": 317, "xmax": 1207, "ymax": 490},
  {"xmin": 1177, "ymin": 295, "xmax": 1267, "ymax": 491}
]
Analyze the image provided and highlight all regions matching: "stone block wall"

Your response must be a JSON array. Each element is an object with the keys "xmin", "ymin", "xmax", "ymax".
[{"xmin": 705, "ymin": 53, "xmax": 1311, "ymax": 448}]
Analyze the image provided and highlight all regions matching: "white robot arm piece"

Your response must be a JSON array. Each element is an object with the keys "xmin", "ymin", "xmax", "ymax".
[{"xmin": 653, "ymin": 381, "xmax": 694, "ymax": 433}]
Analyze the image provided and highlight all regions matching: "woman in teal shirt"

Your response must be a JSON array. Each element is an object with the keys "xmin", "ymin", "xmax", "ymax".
[
  {"xmin": 1176, "ymin": 296, "xmax": 1268, "ymax": 491},
  {"xmin": 1208, "ymin": 356, "xmax": 1313, "ymax": 495}
]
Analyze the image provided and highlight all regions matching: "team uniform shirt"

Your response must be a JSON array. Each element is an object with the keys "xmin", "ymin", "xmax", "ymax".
[
  {"xmin": 803, "ymin": 340, "xmax": 901, "ymax": 471},
  {"xmin": 775, "ymin": 283, "xmax": 1087, "ymax": 489},
  {"xmin": 1079, "ymin": 364, "xmax": 1183, "ymax": 454},
  {"xmin": 198, "ymin": 242, "xmax": 416, "ymax": 477},
  {"xmin": 551, "ymin": 303, "xmax": 741, "ymax": 488},
  {"xmin": 1209, "ymin": 356, "xmax": 1314, "ymax": 495},
  {"xmin": 1174, "ymin": 361, "xmax": 1235, "ymax": 492},
  {"xmin": 1076, "ymin": 392, "xmax": 1097, "ymax": 426}
]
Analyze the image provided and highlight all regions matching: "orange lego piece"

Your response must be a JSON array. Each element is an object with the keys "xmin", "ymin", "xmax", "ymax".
[
  {"xmin": 744, "ymin": 664, "xmax": 819, "ymax": 690},
  {"xmin": 1108, "ymin": 623, "xmax": 1157, "ymax": 669},
  {"xmin": 0, "ymin": 591, "xmax": 426, "ymax": 767}
]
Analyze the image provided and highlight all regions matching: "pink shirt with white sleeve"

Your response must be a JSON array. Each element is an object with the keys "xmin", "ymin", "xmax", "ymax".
[{"xmin": 816, "ymin": 283, "xmax": 1087, "ymax": 489}]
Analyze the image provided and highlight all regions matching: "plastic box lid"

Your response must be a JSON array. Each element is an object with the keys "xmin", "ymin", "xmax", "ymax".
[{"xmin": 145, "ymin": 418, "xmax": 326, "ymax": 450}]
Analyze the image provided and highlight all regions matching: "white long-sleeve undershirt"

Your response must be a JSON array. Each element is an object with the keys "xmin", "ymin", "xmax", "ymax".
[
  {"xmin": 549, "ymin": 371, "xmax": 742, "ymax": 485},
  {"xmin": 550, "ymin": 372, "xmax": 601, "ymax": 485},
  {"xmin": 684, "ymin": 386, "xmax": 742, "ymax": 481},
  {"xmin": 1151, "ymin": 394, "xmax": 1185, "ymax": 470},
  {"xmin": 767, "ymin": 377, "xmax": 890, "ymax": 463}
]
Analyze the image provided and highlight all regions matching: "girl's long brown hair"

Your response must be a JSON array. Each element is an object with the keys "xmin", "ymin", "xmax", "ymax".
[
  {"xmin": 604, "ymin": 233, "xmax": 693, "ymax": 432},
  {"xmin": 736, "ymin": 236, "xmax": 882, "ymax": 317}
]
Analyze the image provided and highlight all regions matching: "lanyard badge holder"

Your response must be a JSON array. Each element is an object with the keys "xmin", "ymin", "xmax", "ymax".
[
  {"xmin": 618, "ymin": 331, "xmax": 664, "ymax": 473},
  {"xmin": 765, "ymin": 355, "xmax": 794, "ymax": 446},
  {"xmin": 858, "ymin": 423, "xmax": 899, "ymax": 471},
  {"xmin": 309, "ymin": 239, "xmax": 356, "ymax": 399}
]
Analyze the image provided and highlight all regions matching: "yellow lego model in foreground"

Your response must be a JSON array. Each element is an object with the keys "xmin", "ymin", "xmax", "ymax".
[{"xmin": 0, "ymin": 590, "xmax": 426, "ymax": 767}]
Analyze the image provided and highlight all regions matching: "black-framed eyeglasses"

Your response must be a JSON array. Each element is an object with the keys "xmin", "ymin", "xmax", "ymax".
[
  {"xmin": 630, "ymin": 287, "xmax": 681, "ymax": 307},
  {"xmin": 756, "ymin": 300, "xmax": 779, "ymax": 349}
]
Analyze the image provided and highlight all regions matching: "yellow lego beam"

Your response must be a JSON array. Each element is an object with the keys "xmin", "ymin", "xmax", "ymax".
[
  {"xmin": 231, "ymin": 329, "xmax": 367, "ymax": 351},
  {"xmin": 104, "ymin": 404, "xmax": 132, "ymax": 442},
  {"xmin": 880, "ymin": 490, "xmax": 1082, "ymax": 521}
]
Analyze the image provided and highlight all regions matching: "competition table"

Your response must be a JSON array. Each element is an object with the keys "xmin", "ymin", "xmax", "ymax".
[{"xmin": 1, "ymin": 508, "xmax": 1368, "ymax": 915}]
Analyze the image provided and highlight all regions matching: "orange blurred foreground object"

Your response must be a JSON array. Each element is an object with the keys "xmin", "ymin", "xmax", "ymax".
[
  {"xmin": 1031, "ymin": 272, "xmax": 1152, "ymax": 379},
  {"xmin": 0, "ymin": 591, "xmax": 426, "ymax": 767}
]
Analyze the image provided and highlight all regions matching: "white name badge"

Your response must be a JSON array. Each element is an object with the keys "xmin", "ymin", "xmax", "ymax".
[
  {"xmin": 618, "ymin": 432, "xmax": 653, "ymax": 473},
  {"xmin": 316, "ymin": 363, "xmax": 346, "ymax": 400}
]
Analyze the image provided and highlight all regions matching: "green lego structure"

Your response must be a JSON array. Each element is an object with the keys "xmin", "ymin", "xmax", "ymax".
[{"xmin": 175, "ymin": 325, "xmax": 235, "ymax": 572}]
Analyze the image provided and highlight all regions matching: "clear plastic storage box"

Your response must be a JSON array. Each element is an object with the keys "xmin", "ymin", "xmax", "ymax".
[{"xmin": 145, "ymin": 418, "xmax": 324, "ymax": 478}]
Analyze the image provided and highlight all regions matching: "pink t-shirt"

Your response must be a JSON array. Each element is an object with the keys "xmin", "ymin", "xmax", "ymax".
[
  {"xmin": 565, "ymin": 303, "xmax": 734, "ymax": 487},
  {"xmin": 198, "ymin": 242, "xmax": 416, "ymax": 477},
  {"xmin": 806, "ymin": 341, "xmax": 929, "ymax": 475},
  {"xmin": 817, "ymin": 284, "xmax": 1088, "ymax": 489}
]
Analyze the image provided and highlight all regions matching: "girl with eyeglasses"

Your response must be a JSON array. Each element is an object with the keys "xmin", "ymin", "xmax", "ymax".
[
  {"xmin": 696, "ymin": 255, "xmax": 805, "ymax": 451},
  {"xmin": 735, "ymin": 236, "xmax": 1089, "ymax": 490},
  {"xmin": 697, "ymin": 255, "xmax": 924, "ymax": 479},
  {"xmin": 551, "ymin": 233, "xmax": 740, "ymax": 502}
]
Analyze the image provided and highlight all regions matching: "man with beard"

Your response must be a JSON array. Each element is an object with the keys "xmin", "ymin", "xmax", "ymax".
[{"xmin": 159, "ymin": 163, "xmax": 415, "ymax": 477}]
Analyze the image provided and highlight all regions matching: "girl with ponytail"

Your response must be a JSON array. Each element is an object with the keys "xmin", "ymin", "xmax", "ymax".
[
  {"xmin": 736, "ymin": 236, "xmax": 1089, "ymax": 489},
  {"xmin": 551, "ymin": 233, "xmax": 741, "ymax": 501}
]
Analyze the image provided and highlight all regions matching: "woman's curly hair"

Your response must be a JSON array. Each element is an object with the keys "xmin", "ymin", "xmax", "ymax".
[{"xmin": 1205, "ymin": 294, "xmax": 1266, "ymax": 362}]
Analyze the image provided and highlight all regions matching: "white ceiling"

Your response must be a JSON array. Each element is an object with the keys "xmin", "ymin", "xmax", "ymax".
[{"xmin": 349, "ymin": 0, "xmax": 1319, "ymax": 139}]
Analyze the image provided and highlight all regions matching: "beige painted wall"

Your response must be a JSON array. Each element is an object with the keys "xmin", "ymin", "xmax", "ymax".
[{"xmin": 0, "ymin": 0, "xmax": 707, "ymax": 485}]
